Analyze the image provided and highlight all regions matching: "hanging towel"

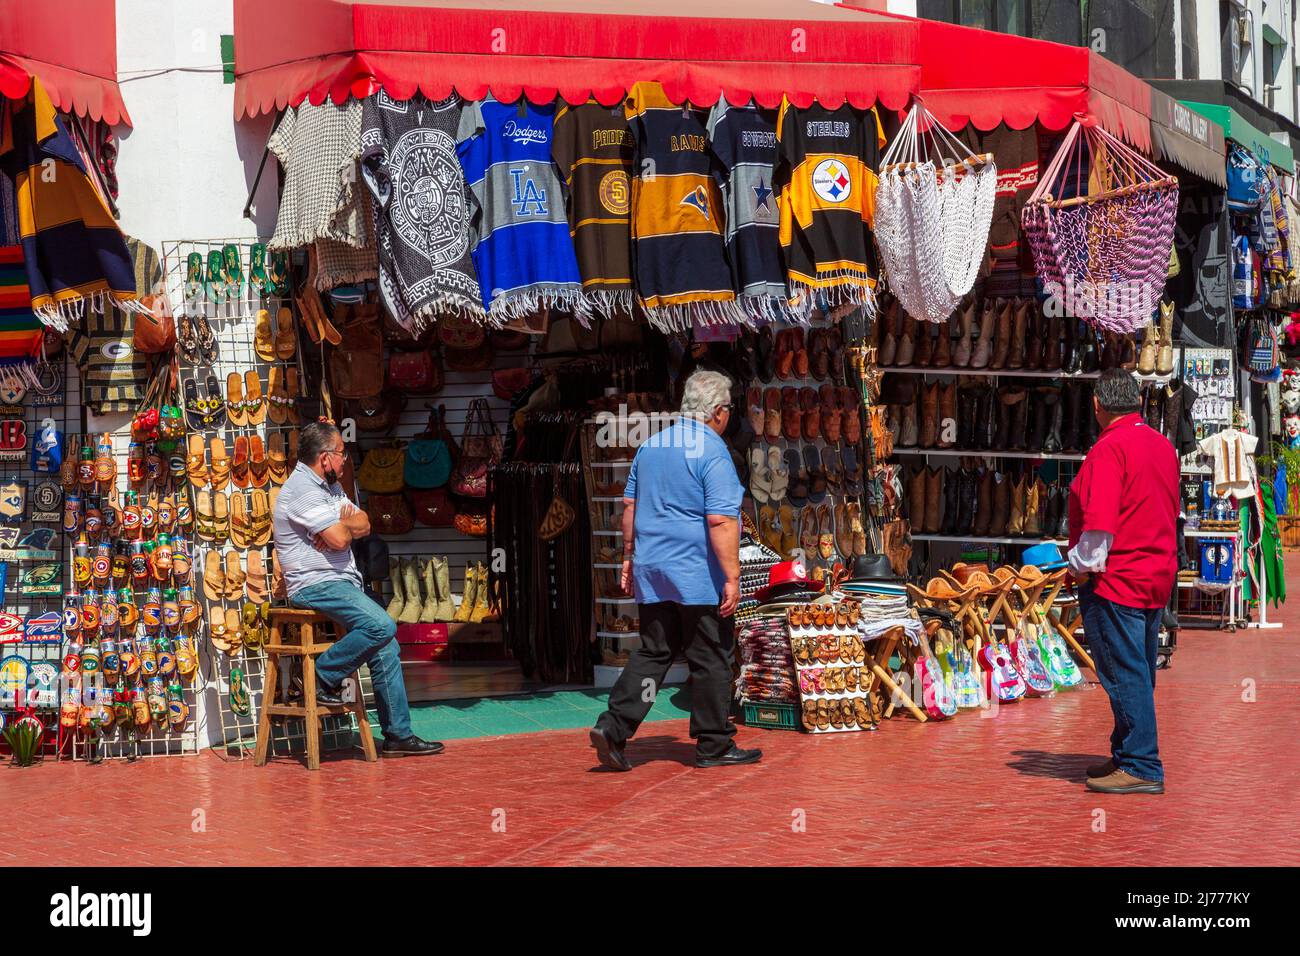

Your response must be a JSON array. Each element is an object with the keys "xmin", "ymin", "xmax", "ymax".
[
  {"xmin": 707, "ymin": 100, "xmax": 792, "ymax": 324},
  {"xmin": 551, "ymin": 100, "xmax": 635, "ymax": 319},
  {"xmin": 0, "ymin": 79, "xmax": 137, "ymax": 331},
  {"xmin": 360, "ymin": 91, "xmax": 485, "ymax": 332},
  {"xmin": 624, "ymin": 81, "xmax": 740, "ymax": 332},
  {"xmin": 456, "ymin": 98, "xmax": 586, "ymax": 326},
  {"xmin": 774, "ymin": 99, "xmax": 886, "ymax": 319}
]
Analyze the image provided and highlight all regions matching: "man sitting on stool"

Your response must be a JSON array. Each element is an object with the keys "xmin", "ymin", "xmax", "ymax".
[{"xmin": 272, "ymin": 421, "xmax": 443, "ymax": 757}]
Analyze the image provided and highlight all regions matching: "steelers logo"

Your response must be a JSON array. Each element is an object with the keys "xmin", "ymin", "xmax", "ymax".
[
  {"xmin": 811, "ymin": 159, "xmax": 852, "ymax": 203},
  {"xmin": 599, "ymin": 170, "xmax": 630, "ymax": 216}
]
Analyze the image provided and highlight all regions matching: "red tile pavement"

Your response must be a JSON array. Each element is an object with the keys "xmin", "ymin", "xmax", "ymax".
[{"xmin": 4, "ymin": 573, "xmax": 1299, "ymax": 867}]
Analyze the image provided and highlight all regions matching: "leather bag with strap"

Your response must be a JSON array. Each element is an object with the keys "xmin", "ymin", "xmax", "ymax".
[
  {"xmin": 346, "ymin": 391, "xmax": 405, "ymax": 434},
  {"xmin": 365, "ymin": 492, "xmax": 413, "ymax": 536},
  {"xmin": 387, "ymin": 349, "xmax": 443, "ymax": 394},
  {"xmin": 329, "ymin": 311, "xmax": 384, "ymax": 399},
  {"xmin": 451, "ymin": 398, "xmax": 502, "ymax": 498},
  {"xmin": 408, "ymin": 487, "xmax": 456, "ymax": 527},
  {"xmin": 357, "ymin": 445, "xmax": 405, "ymax": 494}
]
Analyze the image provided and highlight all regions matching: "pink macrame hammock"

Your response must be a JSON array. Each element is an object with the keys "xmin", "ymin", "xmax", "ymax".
[{"xmin": 1021, "ymin": 119, "xmax": 1178, "ymax": 334}]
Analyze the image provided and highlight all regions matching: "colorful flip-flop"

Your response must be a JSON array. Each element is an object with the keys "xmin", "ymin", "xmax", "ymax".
[
  {"xmin": 229, "ymin": 666, "xmax": 250, "ymax": 716},
  {"xmin": 267, "ymin": 249, "xmax": 289, "ymax": 297},
  {"xmin": 222, "ymin": 243, "xmax": 245, "ymax": 301},
  {"xmin": 204, "ymin": 249, "xmax": 227, "ymax": 303},
  {"xmin": 248, "ymin": 243, "xmax": 268, "ymax": 297}
]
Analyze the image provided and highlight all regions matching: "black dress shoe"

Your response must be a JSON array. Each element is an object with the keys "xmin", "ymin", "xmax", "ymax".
[
  {"xmin": 315, "ymin": 683, "xmax": 346, "ymax": 706},
  {"xmin": 589, "ymin": 727, "xmax": 631, "ymax": 772},
  {"xmin": 382, "ymin": 736, "xmax": 445, "ymax": 757},
  {"xmin": 696, "ymin": 746, "xmax": 762, "ymax": 768}
]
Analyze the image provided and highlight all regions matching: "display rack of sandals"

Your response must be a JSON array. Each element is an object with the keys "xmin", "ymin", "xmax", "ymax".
[
  {"xmin": 1, "ymin": 347, "xmax": 76, "ymax": 759},
  {"xmin": 164, "ymin": 238, "xmax": 361, "ymax": 759}
]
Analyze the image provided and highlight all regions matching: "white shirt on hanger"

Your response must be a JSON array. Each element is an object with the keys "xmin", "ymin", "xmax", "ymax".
[{"xmin": 1196, "ymin": 428, "xmax": 1259, "ymax": 501}]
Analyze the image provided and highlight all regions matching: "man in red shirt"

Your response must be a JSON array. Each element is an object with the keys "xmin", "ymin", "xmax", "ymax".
[{"xmin": 1068, "ymin": 369, "xmax": 1179, "ymax": 795}]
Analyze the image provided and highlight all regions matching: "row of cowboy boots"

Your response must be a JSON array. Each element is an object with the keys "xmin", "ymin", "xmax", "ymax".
[
  {"xmin": 452, "ymin": 562, "xmax": 498, "ymax": 624},
  {"xmin": 907, "ymin": 467, "xmax": 1071, "ymax": 539},
  {"xmin": 387, "ymin": 556, "xmax": 455, "ymax": 624},
  {"xmin": 1141, "ymin": 379, "xmax": 1185, "ymax": 441},
  {"xmin": 756, "ymin": 500, "xmax": 870, "ymax": 561}
]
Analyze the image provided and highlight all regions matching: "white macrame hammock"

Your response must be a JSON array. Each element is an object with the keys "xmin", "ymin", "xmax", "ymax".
[{"xmin": 873, "ymin": 102, "xmax": 997, "ymax": 324}]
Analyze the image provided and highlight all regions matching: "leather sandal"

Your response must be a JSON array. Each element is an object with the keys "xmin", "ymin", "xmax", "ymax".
[
  {"xmin": 817, "ymin": 503, "xmax": 835, "ymax": 560},
  {"xmin": 799, "ymin": 505, "xmax": 819, "ymax": 556},
  {"xmin": 763, "ymin": 387, "xmax": 782, "ymax": 443},
  {"xmin": 274, "ymin": 306, "xmax": 296, "ymax": 360},
  {"xmin": 267, "ymin": 366, "xmax": 288, "ymax": 426},
  {"xmin": 766, "ymin": 446, "xmax": 789, "ymax": 501},
  {"xmin": 230, "ymin": 491, "xmax": 253, "ymax": 548},
  {"xmin": 245, "ymin": 370, "xmax": 266, "ymax": 426},
  {"xmin": 801, "ymin": 386, "xmax": 820, "ymax": 439},
  {"xmin": 231, "ymin": 435, "xmax": 250, "ymax": 489},
  {"xmin": 226, "ymin": 371, "xmax": 248, "ymax": 427},
  {"xmin": 250, "ymin": 489, "xmax": 272, "ymax": 546},
  {"xmin": 781, "ymin": 386, "xmax": 802, "ymax": 441},
  {"xmin": 202, "ymin": 549, "xmax": 225, "ymax": 601},
  {"xmin": 211, "ymin": 490, "xmax": 230, "ymax": 543},
  {"xmin": 208, "ymin": 437, "xmax": 231, "ymax": 490},
  {"xmin": 285, "ymin": 367, "xmax": 301, "ymax": 425},
  {"xmin": 840, "ymin": 387, "xmax": 862, "ymax": 445},
  {"xmin": 268, "ymin": 432, "xmax": 288, "ymax": 485},
  {"xmin": 791, "ymin": 328, "xmax": 809, "ymax": 378},
  {"xmin": 224, "ymin": 550, "xmax": 246, "ymax": 600},
  {"xmin": 245, "ymin": 551, "xmax": 268, "ymax": 603},
  {"xmin": 249, "ymin": 435, "xmax": 270, "ymax": 488},
  {"xmin": 804, "ymin": 445, "xmax": 827, "ymax": 503},
  {"xmin": 778, "ymin": 502, "xmax": 799, "ymax": 557},
  {"xmin": 785, "ymin": 448, "xmax": 808, "ymax": 507},
  {"xmin": 747, "ymin": 385, "xmax": 764, "ymax": 436},
  {"xmin": 195, "ymin": 488, "xmax": 215, "ymax": 542},
  {"xmin": 209, "ymin": 605, "xmax": 232, "ymax": 653},
  {"xmin": 820, "ymin": 384, "xmax": 842, "ymax": 443},
  {"xmin": 203, "ymin": 375, "xmax": 227, "ymax": 429},
  {"xmin": 254, "ymin": 307, "xmax": 276, "ymax": 362}
]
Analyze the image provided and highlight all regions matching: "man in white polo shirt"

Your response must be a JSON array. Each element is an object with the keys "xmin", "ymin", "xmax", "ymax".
[{"xmin": 272, "ymin": 421, "xmax": 443, "ymax": 757}]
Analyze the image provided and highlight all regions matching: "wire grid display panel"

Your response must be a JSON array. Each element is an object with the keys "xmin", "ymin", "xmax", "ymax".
[{"xmin": 2, "ymin": 354, "xmax": 73, "ymax": 759}]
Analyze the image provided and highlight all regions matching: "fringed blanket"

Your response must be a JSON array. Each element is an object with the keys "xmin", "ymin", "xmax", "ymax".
[{"xmin": 0, "ymin": 79, "xmax": 137, "ymax": 331}]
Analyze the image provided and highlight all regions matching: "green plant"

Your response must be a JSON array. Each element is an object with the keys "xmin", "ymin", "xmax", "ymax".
[{"xmin": 3, "ymin": 716, "xmax": 45, "ymax": 767}]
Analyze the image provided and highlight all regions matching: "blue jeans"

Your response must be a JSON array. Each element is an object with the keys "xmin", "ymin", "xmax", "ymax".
[
  {"xmin": 290, "ymin": 578, "xmax": 412, "ymax": 741},
  {"xmin": 1079, "ymin": 583, "xmax": 1164, "ymax": 782}
]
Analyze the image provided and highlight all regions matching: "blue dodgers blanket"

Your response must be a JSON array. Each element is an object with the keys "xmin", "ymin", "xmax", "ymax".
[{"xmin": 456, "ymin": 98, "xmax": 585, "ymax": 325}]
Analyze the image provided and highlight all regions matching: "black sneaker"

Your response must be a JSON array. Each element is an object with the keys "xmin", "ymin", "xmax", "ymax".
[
  {"xmin": 382, "ymin": 736, "xmax": 445, "ymax": 757},
  {"xmin": 696, "ymin": 746, "xmax": 762, "ymax": 768},
  {"xmin": 589, "ymin": 727, "xmax": 631, "ymax": 772},
  {"xmin": 315, "ymin": 682, "xmax": 345, "ymax": 706}
]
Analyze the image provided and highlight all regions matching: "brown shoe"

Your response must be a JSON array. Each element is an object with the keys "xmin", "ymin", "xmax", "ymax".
[
  {"xmin": 1007, "ymin": 475, "xmax": 1026, "ymax": 536},
  {"xmin": 990, "ymin": 300, "xmax": 1012, "ymax": 370},
  {"xmin": 1008, "ymin": 300, "xmax": 1028, "ymax": 369},
  {"xmin": 919, "ymin": 382, "xmax": 939, "ymax": 448},
  {"xmin": 908, "ymin": 467, "xmax": 928, "ymax": 535},
  {"xmin": 924, "ymin": 466, "xmax": 943, "ymax": 534},
  {"xmin": 936, "ymin": 382, "xmax": 957, "ymax": 448},
  {"xmin": 972, "ymin": 468, "xmax": 993, "ymax": 536},
  {"xmin": 988, "ymin": 471, "xmax": 1011, "ymax": 537},
  {"xmin": 932, "ymin": 318, "xmax": 952, "ymax": 368},
  {"xmin": 1086, "ymin": 768, "xmax": 1164, "ymax": 794},
  {"xmin": 1087, "ymin": 759, "xmax": 1116, "ymax": 779}
]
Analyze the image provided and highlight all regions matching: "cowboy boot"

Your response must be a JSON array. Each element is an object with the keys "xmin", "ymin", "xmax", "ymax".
[
  {"xmin": 1137, "ymin": 322, "xmax": 1158, "ymax": 375},
  {"xmin": 469, "ymin": 563, "xmax": 494, "ymax": 623},
  {"xmin": 431, "ymin": 555, "xmax": 455, "ymax": 621},
  {"xmin": 1025, "ymin": 303, "xmax": 1044, "ymax": 370},
  {"xmin": 999, "ymin": 387, "xmax": 1026, "ymax": 451},
  {"xmin": 879, "ymin": 300, "xmax": 899, "ymax": 366},
  {"xmin": 1157, "ymin": 300, "xmax": 1176, "ymax": 375},
  {"xmin": 1024, "ymin": 479, "xmax": 1042, "ymax": 536},
  {"xmin": 1008, "ymin": 299, "xmax": 1028, "ymax": 369},
  {"xmin": 1162, "ymin": 382, "xmax": 1183, "ymax": 444},
  {"xmin": 908, "ymin": 467, "xmax": 928, "ymax": 535},
  {"xmin": 992, "ymin": 386, "xmax": 1011, "ymax": 451},
  {"xmin": 919, "ymin": 382, "xmax": 939, "ymax": 448},
  {"xmin": 1007, "ymin": 476, "xmax": 1026, "ymax": 536},
  {"xmin": 1099, "ymin": 332, "xmax": 1118, "ymax": 370},
  {"xmin": 900, "ymin": 394, "xmax": 919, "ymax": 448},
  {"xmin": 418, "ymin": 559, "xmax": 439, "ymax": 623},
  {"xmin": 990, "ymin": 300, "xmax": 1012, "ymax": 370},
  {"xmin": 936, "ymin": 382, "xmax": 957, "ymax": 448},
  {"xmin": 956, "ymin": 469, "xmax": 978, "ymax": 536},
  {"xmin": 398, "ymin": 558, "xmax": 423, "ymax": 625},
  {"xmin": 1041, "ymin": 485, "xmax": 1059, "ymax": 539},
  {"xmin": 956, "ymin": 385, "xmax": 977, "ymax": 449},
  {"xmin": 973, "ymin": 468, "xmax": 994, "ymax": 536},
  {"xmin": 1011, "ymin": 387, "xmax": 1030, "ymax": 451},
  {"xmin": 1043, "ymin": 387, "xmax": 1064, "ymax": 453},
  {"xmin": 452, "ymin": 564, "xmax": 476, "ymax": 623},
  {"xmin": 974, "ymin": 385, "xmax": 997, "ymax": 450},
  {"xmin": 1059, "ymin": 381, "xmax": 1080, "ymax": 452},
  {"xmin": 972, "ymin": 300, "xmax": 995, "ymax": 369},
  {"xmin": 1080, "ymin": 324, "xmax": 1100, "ymax": 373},
  {"xmin": 989, "ymin": 471, "xmax": 1011, "ymax": 537},
  {"xmin": 933, "ymin": 318, "xmax": 952, "ymax": 368},
  {"xmin": 1055, "ymin": 487, "xmax": 1071, "ymax": 539},
  {"xmin": 914, "ymin": 319, "xmax": 933, "ymax": 368},
  {"xmin": 953, "ymin": 301, "xmax": 974, "ymax": 367},
  {"xmin": 896, "ymin": 314, "xmax": 916, "ymax": 367},
  {"xmin": 1029, "ymin": 388, "xmax": 1051, "ymax": 453},
  {"xmin": 385, "ymin": 558, "xmax": 407, "ymax": 621},
  {"xmin": 1061, "ymin": 316, "xmax": 1080, "ymax": 373},
  {"xmin": 940, "ymin": 468, "xmax": 959, "ymax": 535},
  {"xmin": 1120, "ymin": 333, "xmax": 1138, "ymax": 371},
  {"xmin": 1044, "ymin": 309, "xmax": 1063, "ymax": 371},
  {"xmin": 925, "ymin": 467, "xmax": 943, "ymax": 534}
]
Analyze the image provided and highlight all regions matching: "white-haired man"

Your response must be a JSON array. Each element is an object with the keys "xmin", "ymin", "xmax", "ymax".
[{"xmin": 590, "ymin": 369, "xmax": 761, "ymax": 771}]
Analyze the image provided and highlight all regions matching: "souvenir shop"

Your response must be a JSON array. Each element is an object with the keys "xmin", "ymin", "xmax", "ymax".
[{"xmin": 1, "ymin": 0, "xmax": 1288, "ymax": 762}]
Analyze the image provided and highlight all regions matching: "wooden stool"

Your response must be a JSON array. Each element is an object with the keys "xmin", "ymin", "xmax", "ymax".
[{"xmin": 253, "ymin": 608, "xmax": 378, "ymax": 770}]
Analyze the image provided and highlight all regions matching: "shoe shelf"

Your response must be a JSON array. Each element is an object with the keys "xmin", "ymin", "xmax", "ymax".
[
  {"xmin": 894, "ymin": 447, "xmax": 1087, "ymax": 461},
  {"xmin": 1184, "ymin": 528, "xmax": 1241, "ymax": 538},
  {"xmin": 883, "ymin": 365, "xmax": 1101, "ymax": 379},
  {"xmin": 911, "ymin": 534, "xmax": 1068, "ymax": 545}
]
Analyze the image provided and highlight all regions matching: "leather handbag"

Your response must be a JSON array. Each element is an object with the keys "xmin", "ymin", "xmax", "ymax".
[
  {"xmin": 492, "ymin": 367, "xmax": 531, "ymax": 402},
  {"xmin": 408, "ymin": 487, "xmax": 456, "ymax": 527},
  {"xmin": 133, "ymin": 293, "xmax": 176, "ymax": 354},
  {"xmin": 454, "ymin": 511, "xmax": 488, "ymax": 537},
  {"xmin": 451, "ymin": 399, "xmax": 502, "ymax": 498},
  {"xmin": 386, "ymin": 349, "xmax": 442, "ymax": 394},
  {"xmin": 329, "ymin": 312, "xmax": 384, "ymax": 398},
  {"xmin": 437, "ymin": 314, "xmax": 485, "ymax": 351},
  {"xmin": 346, "ymin": 392, "xmax": 405, "ymax": 434},
  {"xmin": 404, "ymin": 439, "xmax": 452, "ymax": 489},
  {"xmin": 365, "ymin": 492, "xmax": 413, "ymax": 536},
  {"xmin": 356, "ymin": 446, "xmax": 405, "ymax": 494},
  {"xmin": 444, "ymin": 342, "xmax": 493, "ymax": 372}
]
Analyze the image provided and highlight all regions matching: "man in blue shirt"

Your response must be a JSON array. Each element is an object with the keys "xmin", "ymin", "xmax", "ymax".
[{"xmin": 590, "ymin": 370, "xmax": 761, "ymax": 771}]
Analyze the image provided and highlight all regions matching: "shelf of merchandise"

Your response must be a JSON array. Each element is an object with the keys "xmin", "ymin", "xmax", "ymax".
[
  {"xmin": 911, "ymin": 534, "xmax": 1068, "ymax": 545},
  {"xmin": 1184, "ymin": 528, "xmax": 1241, "ymax": 538},
  {"xmin": 894, "ymin": 447, "xmax": 1087, "ymax": 461},
  {"xmin": 882, "ymin": 365, "xmax": 1100, "ymax": 379}
]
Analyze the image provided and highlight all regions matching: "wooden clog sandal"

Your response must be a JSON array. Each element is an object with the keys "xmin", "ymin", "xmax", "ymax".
[
  {"xmin": 229, "ymin": 666, "xmax": 250, "ymax": 716},
  {"xmin": 208, "ymin": 606, "xmax": 231, "ymax": 653},
  {"xmin": 248, "ymin": 435, "xmax": 270, "ymax": 488},
  {"xmin": 202, "ymin": 549, "xmax": 224, "ymax": 601},
  {"xmin": 224, "ymin": 550, "xmax": 246, "ymax": 600},
  {"xmin": 231, "ymin": 435, "xmax": 250, "ymax": 489},
  {"xmin": 244, "ymin": 369, "xmax": 266, "ymax": 426},
  {"xmin": 274, "ymin": 306, "xmax": 296, "ymax": 360},
  {"xmin": 229, "ymin": 491, "xmax": 252, "ymax": 549},
  {"xmin": 245, "ymin": 550, "xmax": 268, "ymax": 603},
  {"xmin": 226, "ymin": 371, "xmax": 248, "ymax": 426},
  {"xmin": 186, "ymin": 434, "xmax": 207, "ymax": 487},
  {"xmin": 254, "ymin": 307, "xmax": 276, "ymax": 362},
  {"xmin": 266, "ymin": 366, "xmax": 288, "ymax": 425},
  {"xmin": 268, "ymin": 432, "xmax": 288, "ymax": 485},
  {"xmin": 208, "ymin": 437, "xmax": 231, "ymax": 491},
  {"xmin": 285, "ymin": 367, "xmax": 302, "ymax": 424},
  {"xmin": 249, "ymin": 489, "xmax": 272, "ymax": 547},
  {"xmin": 211, "ymin": 490, "xmax": 230, "ymax": 543}
]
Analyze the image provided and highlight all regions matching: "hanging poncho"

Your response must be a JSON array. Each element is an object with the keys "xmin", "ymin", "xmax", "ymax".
[
  {"xmin": 707, "ymin": 100, "xmax": 791, "ymax": 324},
  {"xmin": 360, "ymin": 91, "xmax": 484, "ymax": 331},
  {"xmin": 552, "ymin": 100, "xmax": 635, "ymax": 319},
  {"xmin": 624, "ymin": 81, "xmax": 740, "ymax": 331},
  {"xmin": 456, "ymin": 98, "xmax": 586, "ymax": 325},
  {"xmin": 775, "ymin": 100, "xmax": 886, "ymax": 318}
]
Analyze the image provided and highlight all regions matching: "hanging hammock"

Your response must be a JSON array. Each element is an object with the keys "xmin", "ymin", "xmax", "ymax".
[
  {"xmin": 873, "ymin": 101, "xmax": 997, "ymax": 324},
  {"xmin": 1022, "ymin": 118, "xmax": 1179, "ymax": 334}
]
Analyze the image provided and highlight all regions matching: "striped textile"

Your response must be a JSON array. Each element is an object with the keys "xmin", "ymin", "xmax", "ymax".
[{"xmin": 0, "ymin": 245, "xmax": 41, "ymax": 362}]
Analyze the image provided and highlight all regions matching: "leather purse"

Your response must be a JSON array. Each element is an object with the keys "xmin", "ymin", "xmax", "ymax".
[
  {"xmin": 492, "ymin": 367, "xmax": 532, "ymax": 402},
  {"xmin": 454, "ymin": 511, "xmax": 487, "ymax": 537},
  {"xmin": 404, "ymin": 439, "xmax": 451, "ymax": 489},
  {"xmin": 386, "ymin": 349, "xmax": 442, "ymax": 394},
  {"xmin": 356, "ymin": 446, "xmax": 405, "ymax": 494},
  {"xmin": 408, "ymin": 487, "xmax": 456, "ymax": 528},
  {"xmin": 365, "ymin": 492, "xmax": 413, "ymax": 536},
  {"xmin": 346, "ymin": 392, "xmax": 405, "ymax": 434},
  {"xmin": 450, "ymin": 399, "xmax": 501, "ymax": 498},
  {"xmin": 329, "ymin": 312, "xmax": 384, "ymax": 399},
  {"xmin": 133, "ymin": 293, "xmax": 176, "ymax": 354},
  {"xmin": 444, "ymin": 342, "xmax": 493, "ymax": 372}
]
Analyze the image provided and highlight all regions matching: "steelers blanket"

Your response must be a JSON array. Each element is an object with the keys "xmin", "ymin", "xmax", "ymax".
[
  {"xmin": 707, "ymin": 100, "xmax": 792, "ymax": 324},
  {"xmin": 624, "ymin": 82, "xmax": 740, "ymax": 331},
  {"xmin": 775, "ymin": 100, "xmax": 886, "ymax": 318},
  {"xmin": 552, "ymin": 101, "xmax": 635, "ymax": 319}
]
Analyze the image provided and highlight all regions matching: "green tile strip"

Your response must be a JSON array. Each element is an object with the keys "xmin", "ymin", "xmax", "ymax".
[
  {"xmin": 368, "ymin": 686, "xmax": 694, "ymax": 741},
  {"xmin": 221, "ymin": 35, "xmax": 235, "ymax": 84}
]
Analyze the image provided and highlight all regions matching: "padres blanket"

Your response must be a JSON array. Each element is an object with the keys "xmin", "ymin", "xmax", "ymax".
[
  {"xmin": 457, "ymin": 97, "xmax": 585, "ymax": 325},
  {"xmin": 360, "ymin": 91, "xmax": 484, "ymax": 331},
  {"xmin": 625, "ymin": 82, "xmax": 740, "ymax": 331},
  {"xmin": 0, "ymin": 79, "xmax": 137, "ymax": 331},
  {"xmin": 775, "ymin": 100, "xmax": 886, "ymax": 318},
  {"xmin": 552, "ymin": 100, "xmax": 635, "ymax": 319},
  {"xmin": 707, "ymin": 100, "xmax": 791, "ymax": 324}
]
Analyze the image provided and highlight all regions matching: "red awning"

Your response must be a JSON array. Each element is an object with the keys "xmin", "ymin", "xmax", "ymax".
[
  {"xmin": 234, "ymin": 0, "xmax": 920, "ymax": 116},
  {"xmin": 0, "ymin": 0, "xmax": 130, "ymax": 126}
]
